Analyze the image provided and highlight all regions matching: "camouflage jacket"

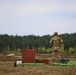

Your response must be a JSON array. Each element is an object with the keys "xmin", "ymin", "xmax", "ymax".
[{"xmin": 49, "ymin": 36, "xmax": 63, "ymax": 47}]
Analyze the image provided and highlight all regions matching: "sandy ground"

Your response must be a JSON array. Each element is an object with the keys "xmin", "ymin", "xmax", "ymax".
[
  {"xmin": 0, "ymin": 53, "xmax": 76, "ymax": 75},
  {"xmin": 0, "ymin": 62, "xmax": 76, "ymax": 75}
]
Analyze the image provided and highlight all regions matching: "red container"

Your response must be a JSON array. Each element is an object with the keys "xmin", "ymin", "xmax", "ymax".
[
  {"xmin": 36, "ymin": 59, "xmax": 49, "ymax": 64},
  {"xmin": 22, "ymin": 49, "xmax": 36, "ymax": 63}
]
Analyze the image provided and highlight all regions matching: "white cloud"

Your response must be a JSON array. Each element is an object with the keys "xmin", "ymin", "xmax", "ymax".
[
  {"xmin": 0, "ymin": 0, "xmax": 76, "ymax": 18},
  {"xmin": 1, "ymin": 0, "xmax": 75, "ymax": 15},
  {"xmin": 0, "ymin": 0, "xmax": 76, "ymax": 35},
  {"xmin": 15, "ymin": 0, "xmax": 76, "ymax": 16}
]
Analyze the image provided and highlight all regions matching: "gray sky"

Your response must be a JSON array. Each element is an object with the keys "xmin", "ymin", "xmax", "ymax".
[{"xmin": 0, "ymin": 0, "xmax": 76, "ymax": 36}]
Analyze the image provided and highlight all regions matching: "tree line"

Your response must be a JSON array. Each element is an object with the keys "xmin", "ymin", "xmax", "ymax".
[{"xmin": 0, "ymin": 33, "xmax": 76, "ymax": 53}]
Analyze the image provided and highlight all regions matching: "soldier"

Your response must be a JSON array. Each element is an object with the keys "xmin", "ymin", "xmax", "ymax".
[{"xmin": 49, "ymin": 32, "xmax": 63, "ymax": 63}]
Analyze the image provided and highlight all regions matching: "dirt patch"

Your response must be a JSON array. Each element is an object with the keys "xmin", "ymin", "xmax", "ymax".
[
  {"xmin": 0, "ymin": 53, "xmax": 76, "ymax": 75},
  {"xmin": 0, "ymin": 62, "xmax": 76, "ymax": 75}
]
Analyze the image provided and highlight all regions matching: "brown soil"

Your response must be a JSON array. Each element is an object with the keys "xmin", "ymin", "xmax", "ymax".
[{"xmin": 0, "ymin": 53, "xmax": 76, "ymax": 75}]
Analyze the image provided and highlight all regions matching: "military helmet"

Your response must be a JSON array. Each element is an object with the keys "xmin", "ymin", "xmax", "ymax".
[{"xmin": 54, "ymin": 32, "xmax": 58, "ymax": 36}]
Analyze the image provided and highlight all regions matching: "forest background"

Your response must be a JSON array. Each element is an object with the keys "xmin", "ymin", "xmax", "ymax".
[{"xmin": 0, "ymin": 33, "xmax": 76, "ymax": 54}]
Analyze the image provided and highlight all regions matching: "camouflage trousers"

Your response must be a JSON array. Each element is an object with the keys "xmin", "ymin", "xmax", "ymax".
[{"xmin": 52, "ymin": 46, "xmax": 61, "ymax": 62}]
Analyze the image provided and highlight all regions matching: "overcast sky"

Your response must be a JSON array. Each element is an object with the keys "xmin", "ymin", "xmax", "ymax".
[{"xmin": 0, "ymin": 0, "xmax": 76, "ymax": 36}]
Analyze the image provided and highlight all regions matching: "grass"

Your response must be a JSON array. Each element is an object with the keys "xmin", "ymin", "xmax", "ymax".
[
  {"xmin": 20, "ymin": 63, "xmax": 45, "ymax": 66},
  {"xmin": 0, "ymin": 53, "xmax": 76, "ymax": 75},
  {"xmin": 68, "ymin": 58, "xmax": 76, "ymax": 65},
  {"xmin": 68, "ymin": 58, "xmax": 76, "ymax": 61}
]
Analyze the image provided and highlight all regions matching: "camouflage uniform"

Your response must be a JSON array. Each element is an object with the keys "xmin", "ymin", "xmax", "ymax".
[{"xmin": 49, "ymin": 32, "xmax": 63, "ymax": 62}]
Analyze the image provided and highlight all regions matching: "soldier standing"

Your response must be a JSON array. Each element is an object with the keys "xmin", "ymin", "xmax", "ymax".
[{"xmin": 49, "ymin": 32, "xmax": 63, "ymax": 63}]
